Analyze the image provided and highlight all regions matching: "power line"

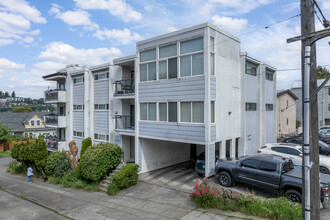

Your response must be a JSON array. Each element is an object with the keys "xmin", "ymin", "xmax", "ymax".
[
  {"xmin": 277, "ymin": 64, "xmax": 330, "ymax": 71},
  {"xmin": 312, "ymin": 0, "xmax": 330, "ymax": 28}
]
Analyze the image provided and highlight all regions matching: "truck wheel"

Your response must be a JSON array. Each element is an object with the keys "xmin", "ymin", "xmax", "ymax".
[
  {"xmin": 218, "ymin": 171, "xmax": 232, "ymax": 187},
  {"xmin": 285, "ymin": 190, "xmax": 302, "ymax": 203},
  {"xmin": 320, "ymin": 166, "xmax": 330, "ymax": 174}
]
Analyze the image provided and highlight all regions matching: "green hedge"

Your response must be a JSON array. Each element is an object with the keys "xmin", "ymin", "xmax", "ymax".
[
  {"xmin": 80, "ymin": 143, "xmax": 123, "ymax": 182},
  {"xmin": 77, "ymin": 137, "xmax": 92, "ymax": 178},
  {"xmin": 107, "ymin": 163, "xmax": 139, "ymax": 195},
  {"xmin": 6, "ymin": 160, "xmax": 25, "ymax": 174},
  {"xmin": 45, "ymin": 151, "xmax": 72, "ymax": 177}
]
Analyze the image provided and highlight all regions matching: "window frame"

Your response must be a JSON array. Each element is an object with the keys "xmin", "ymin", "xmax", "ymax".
[
  {"xmin": 94, "ymin": 103, "xmax": 109, "ymax": 110},
  {"xmin": 94, "ymin": 133, "xmax": 109, "ymax": 141},
  {"xmin": 266, "ymin": 104, "xmax": 273, "ymax": 111},
  {"xmin": 245, "ymin": 62, "xmax": 257, "ymax": 76},
  {"xmin": 73, "ymin": 76, "xmax": 84, "ymax": 84},
  {"xmin": 140, "ymin": 102, "xmax": 157, "ymax": 121},
  {"xmin": 30, "ymin": 120, "xmax": 35, "ymax": 126},
  {"xmin": 73, "ymin": 105, "xmax": 84, "ymax": 111},
  {"xmin": 36, "ymin": 120, "xmax": 40, "ymax": 126},
  {"xmin": 266, "ymin": 69, "xmax": 274, "ymax": 81},
  {"xmin": 180, "ymin": 101, "xmax": 204, "ymax": 124},
  {"xmin": 94, "ymin": 72, "xmax": 109, "ymax": 81},
  {"xmin": 246, "ymin": 102, "xmax": 257, "ymax": 111},
  {"xmin": 73, "ymin": 131, "xmax": 84, "ymax": 138}
]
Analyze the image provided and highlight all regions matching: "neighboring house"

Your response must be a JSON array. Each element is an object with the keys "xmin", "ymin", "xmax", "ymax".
[
  {"xmin": 0, "ymin": 112, "xmax": 56, "ymax": 139},
  {"xmin": 277, "ymin": 89, "xmax": 299, "ymax": 137},
  {"xmin": 42, "ymin": 23, "xmax": 276, "ymax": 177},
  {"xmin": 292, "ymin": 79, "xmax": 330, "ymax": 127}
]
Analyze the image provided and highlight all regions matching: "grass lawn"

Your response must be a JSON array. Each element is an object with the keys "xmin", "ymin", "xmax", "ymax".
[{"xmin": 0, "ymin": 150, "xmax": 11, "ymax": 158}]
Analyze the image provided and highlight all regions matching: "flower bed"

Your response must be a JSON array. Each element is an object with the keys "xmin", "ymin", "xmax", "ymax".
[{"xmin": 190, "ymin": 178, "xmax": 302, "ymax": 220}]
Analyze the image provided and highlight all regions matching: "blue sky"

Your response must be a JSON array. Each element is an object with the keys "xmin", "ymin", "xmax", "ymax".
[{"xmin": 0, "ymin": 0, "xmax": 330, "ymax": 98}]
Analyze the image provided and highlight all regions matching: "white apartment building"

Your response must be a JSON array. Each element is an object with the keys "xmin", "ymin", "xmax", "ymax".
[{"xmin": 42, "ymin": 23, "xmax": 276, "ymax": 177}]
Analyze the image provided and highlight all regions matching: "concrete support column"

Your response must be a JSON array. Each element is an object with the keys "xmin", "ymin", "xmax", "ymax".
[
  {"xmin": 205, "ymin": 143, "xmax": 215, "ymax": 177},
  {"xmin": 219, "ymin": 141, "xmax": 225, "ymax": 159},
  {"xmin": 230, "ymin": 138, "xmax": 235, "ymax": 158},
  {"xmin": 135, "ymin": 137, "xmax": 143, "ymax": 172}
]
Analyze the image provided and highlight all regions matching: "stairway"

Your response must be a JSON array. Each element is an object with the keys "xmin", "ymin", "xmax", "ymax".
[{"xmin": 99, "ymin": 162, "xmax": 126, "ymax": 192}]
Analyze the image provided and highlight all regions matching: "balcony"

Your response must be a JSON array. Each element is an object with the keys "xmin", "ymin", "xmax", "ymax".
[
  {"xmin": 45, "ymin": 114, "xmax": 66, "ymax": 128},
  {"xmin": 114, "ymin": 115, "xmax": 135, "ymax": 134},
  {"xmin": 44, "ymin": 89, "xmax": 66, "ymax": 103},
  {"xmin": 45, "ymin": 137, "xmax": 66, "ymax": 152},
  {"xmin": 114, "ymin": 79, "xmax": 134, "ymax": 97}
]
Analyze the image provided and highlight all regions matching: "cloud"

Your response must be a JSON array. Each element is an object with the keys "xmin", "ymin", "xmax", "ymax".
[
  {"xmin": 0, "ymin": 0, "xmax": 45, "ymax": 46},
  {"xmin": 0, "ymin": 58, "xmax": 25, "ymax": 73},
  {"xmin": 0, "ymin": 0, "xmax": 46, "ymax": 23},
  {"xmin": 209, "ymin": 0, "xmax": 271, "ymax": 14},
  {"xmin": 93, "ymin": 28, "xmax": 143, "ymax": 44},
  {"xmin": 49, "ymin": 4, "xmax": 99, "ymax": 30},
  {"xmin": 74, "ymin": 0, "xmax": 142, "ymax": 22},
  {"xmin": 39, "ymin": 42, "xmax": 122, "ymax": 66},
  {"xmin": 211, "ymin": 15, "xmax": 248, "ymax": 34}
]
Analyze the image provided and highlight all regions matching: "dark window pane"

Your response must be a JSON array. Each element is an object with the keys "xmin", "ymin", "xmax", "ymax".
[
  {"xmin": 271, "ymin": 147, "xmax": 288, "ymax": 154},
  {"xmin": 241, "ymin": 159, "xmax": 260, "ymax": 169},
  {"xmin": 168, "ymin": 102, "xmax": 177, "ymax": 122},
  {"xmin": 287, "ymin": 148, "xmax": 300, "ymax": 156},
  {"xmin": 168, "ymin": 58, "xmax": 177, "ymax": 79},
  {"xmin": 260, "ymin": 161, "xmax": 277, "ymax": 172}
]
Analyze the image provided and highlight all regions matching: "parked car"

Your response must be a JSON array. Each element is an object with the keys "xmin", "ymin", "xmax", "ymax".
[
  {"xmin": 282, "ymin": 136, "xmax": 330, "ymax": 156},
  {"xmin": 215, "ymin": 154, "xmax": 330, "ymax": 203},
  {"xmin": 320, "ymin": 126, "xmax": 330, "ymax": 131},
  {"xmin": 320, "ymin": 130, "xmax": 330, "ymax": 144},
  {"xmin": 258, "ymin": 143, "xmax": 330, "ymax": 174},
  {"xmin": 195, "ymin": 150, "xmax": 219, "ymax": 176}
]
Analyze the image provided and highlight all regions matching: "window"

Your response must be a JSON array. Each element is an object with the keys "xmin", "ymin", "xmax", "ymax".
[
  {"xmin": 245, "ymin": 62, "xmax": 257, "ymax": 76},
  {"xmin": 328, "ymin": 104, "xmax": 330, "ymax": 111},
  {"xmin": 159, "ymin": 58, "xmax": 177, "ymax": 79},
  {"xmin": 73, "ymin": 131, "xmax": 84, "ymax": 137},
  {"xmin": 328, "ymin": 88, "xmax": 330, "ymax": 95},
  {"xmin": 159, "ymin": 103, "xmax": 167, "ymax": 121},
  {"xmin": 94, "ymin": 133, "xmax": 109, "ymax": 141},
  {"xmin": 30, "ymin": 120, "xmax": 35, "ymax": 126},
  {"xmin": 287, "ymin": 118, "xmax": 289, "ymax": 125},
  {"xmin": 266, "ymin": 104, "xmax": 273, "ymax": 111},
  {"xmin": 140, "ymin": 102, "xmax": 156, "ymax": 121},
  {"xmin": 266, "ymin": 69, "xmax": 274, "ymax": 81},
  {"xmin": 73, "ymin": 77, "xmax": 84, "ymax": 84},
  {"xmin": 140, "ymin": 49, "xmax": 156, "ymax": 62},
  {"xmin": 180, "ymin": 101, "xmax": 204, "ymax": 123},
  {"xmin": 180, "ymin": 53, "xmax": 203, "ymax": 77},
  {"xmin": 168, "ymin": 102, "xmax": 177, "ymax": 122},
  {"xmin": 260, "ymin": 161, "xmax": 277, "ymax": 172},
  {"xmin": 94, "ymin": 72, "xmax": 109, "ymax": 80},
  {"xmin": 287, "ymin": 148, "xmax": 300, "ymax": 156},
  {"xmin": 140, "ymin": 62, "xmax": 156, "ymax": 81},
  {"xmin": 210, "ymin": 37, "xmax": 215, "ymax": 52},
  {"xmin": 271, "ymin": 147, "xmax": 287, "ymax": 154},
  {"xmin": 241, "ymin": 159, "xmax": 260, "ymax": 169},
  {"xmin": 73, "ymin": 105, "xmax": 84, "ymax": 110},
  {"xmin": 210, "ymin": 37, "xmax": 215, "ymax": 76},
  {"xmin": 159, "ymin": 44, "xmax": 177, "ymax": 59},
  {"xmin": 180, "ymin": 38, "xmax": 203, "ymax": 54},
  {"xmin": 94, "ymin": 104, "xmax": 109, "ymax": 110},
  {"xmin": 211, "ymin": 101, "xmax": 215, "ymax": 123},
  {"xmin": 246, "ymin": 103, "xmax": 256, "ymax": 111},
  {"xmin": 37, "ymin": 120, "xmax": 40, "ymax": 126}
]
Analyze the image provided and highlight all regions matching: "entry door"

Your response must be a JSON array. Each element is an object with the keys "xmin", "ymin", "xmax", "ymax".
[
  {"xmin": 59, "ymin": 106, "xmax": 65, "ymax": 116},
  {"xmin": 130, "ymin": 105, "xmax": 135, "ymax": 127}
]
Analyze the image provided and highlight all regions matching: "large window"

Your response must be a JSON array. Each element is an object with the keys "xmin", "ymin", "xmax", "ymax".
[
  {"xmin": 159, "ymin": 103, "xmax": 167, "ymax": 121},
  {"xmin": 246, "ymin": 103, "xmax": 256, "ymax": 111},
  {"xmin": 159, "ymin": 58, "xmax": 177, "ymax": 79},
  {"xmin": 94, "ymin": 72, "xmax": 109, "ymax": 80},
  {"xmin": 180, "ymin": 101, "xmax": 204, "ymax": 123},
  {"xmin": 245, "ymin": 62, "xmax": 257, "ymax": 76},
  {"xmin": 140, "ymin": 49, "xmax": 156, "ymax": 82},
  {"xmin": 73, "ymin": 77, "xmax": 84, "ymax": 84},
  {"xmin": 140, "ymin": 102, "xmax": 156, "ymax": 121},
  {"xmin": 266, "ymin": 69, "xmax": 274, "ymax": 81},
  {"xmin": 168, "ymin": 102, "xmax": 177, "ymax": 122},
  {"xmin": 210, "ymin": 37, "xmax": 215, "ymax": 75},
  {"xmin": 180, "ymin": 37, "xmax": 204, "ymax": 77}
]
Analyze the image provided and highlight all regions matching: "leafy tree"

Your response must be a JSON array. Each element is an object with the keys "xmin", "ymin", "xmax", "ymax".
[
  {"xmin": 0, "ymin": 123, "xmax": 12, "ymax": 143},
  {"xmin": 0, "ymin": 91, "xmax": 3, "ymax": 98},
  {"xmin": 5, "ymin": 91, "xmax": 9, "ymax": 98},
  {"xmin": 12, "ymin": 105, "xmax": 32, "ymax": 112},
  {"xmin": 11, "ymin": 91, "xmax": 15, "ymax": 98},
  {"xmin": 77, "ymin": 137, "xmax": 92, "ymax": 178},
  {"xmin": 317, "ymin": 66, "xmax": 330, "ymax": 79},
  {"xmin": 30, "ymin": 135, "xmax": 48, "ymax": 171},
  {"xmin": 296, "ymin": 120, "xmax": 301, "ymax": 128}
]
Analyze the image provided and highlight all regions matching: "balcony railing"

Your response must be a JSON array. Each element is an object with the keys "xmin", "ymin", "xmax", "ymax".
[
  {"xmin": 114, "ymin": 79, "xmax": 134, "ymax": 96},
  {"xmin": 114, "ymin": 115, "xmax": 135, "ymax": 131},
  {"xmin": 44, "ymin": 137, "xmax": 66, "ymax": 151},
  {"xmin": 45, "ymin": 88, "xmax": 65, "ymax": 102}
]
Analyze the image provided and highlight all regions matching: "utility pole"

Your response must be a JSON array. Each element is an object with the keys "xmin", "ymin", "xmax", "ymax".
[{"xmin": 288, "ymin": 1, "xmax": 330, "ymax": 219}]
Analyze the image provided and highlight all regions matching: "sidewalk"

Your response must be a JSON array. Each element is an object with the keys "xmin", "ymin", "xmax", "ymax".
[{"xmin": 0, "ymin": 158, "xmax": 254, "ymax": 220}]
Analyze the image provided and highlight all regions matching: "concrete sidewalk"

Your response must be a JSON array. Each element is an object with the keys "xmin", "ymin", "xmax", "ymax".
[{"xmin": 0, "ymin": 157, "xmax": 253, "ymax": 220}]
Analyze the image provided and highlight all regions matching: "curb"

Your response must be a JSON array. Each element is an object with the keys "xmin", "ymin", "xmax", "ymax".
[{"xmin": 0, "ymin": 185, "xmax": 73, "ymax": 220}]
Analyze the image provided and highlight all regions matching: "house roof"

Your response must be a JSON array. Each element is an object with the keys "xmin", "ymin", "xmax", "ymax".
[
  {"xmin": 0, "ymin": 112, "xmax": 47, "ymax": 132},
  {"xmin": 291, "ymin": 79, "xmax": 330, "ymax": 89},
  {"xmin": 277, "ymin": 89, "xmax": 299, "ymax": 100}
]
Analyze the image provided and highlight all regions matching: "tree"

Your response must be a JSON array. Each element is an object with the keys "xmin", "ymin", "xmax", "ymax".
[
  {"xmin": 0, "ymin": 91, "xmax": 3, "ymax": 98},
  {"xmin": 316, "ymin": 66, "xmax": 330, "ymax": 79},
  {"xmin": 12, "ymin": 105, "xmax": 32, "ymax": 112},
  {"xmin": 77, "ymin": 137, "xmax": 92, "ymax": 178},
  {"xmin": 11, "ymin": 91, "xmax": 15, "ymax": 98},
  {"xmin": 4, "ymin": 91, "xmax": 9, "ymax": 98},
  {"xmin": 0, "ymin": 124, "xmax": 12, "ymax": 143}
]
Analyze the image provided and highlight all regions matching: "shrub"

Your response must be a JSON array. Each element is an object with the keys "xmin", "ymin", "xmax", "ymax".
[
  {"xmin": 107, "ymin": 183, "xmax": 120, "ymax": 195},
  {"xmin": 190, "ymin": 179, "xmax": 302, "ymax": 220},
  {"xmin": 45, "ymin": 151, "xmax": 72, "ymax": 177},
  {"xmin": 77, "ymin": 137, "xmax": 92, "ymax": 178},
  {"xmin": 80, "ymin": 143, "xmax": 123, "ymax": 182},
  {"xmin": 6, "ymin": 160, "xmax": 25, "ymax": 174},
  {"xmin": 112, "ymin": 163, "xmax": 139, "ymax": 189}
]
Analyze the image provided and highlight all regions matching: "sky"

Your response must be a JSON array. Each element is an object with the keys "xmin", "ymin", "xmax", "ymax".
[{"xmin": 0, "ymin": 0, "xmax": 330, "ymax": 99}]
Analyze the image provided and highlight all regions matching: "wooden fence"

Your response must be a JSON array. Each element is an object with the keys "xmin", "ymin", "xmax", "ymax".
[{"xmin": 0, "ymin": 141, "xmax": 28, "ymax": 152}]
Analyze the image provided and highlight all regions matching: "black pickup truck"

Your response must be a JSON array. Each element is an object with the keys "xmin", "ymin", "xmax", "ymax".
[{"xmin": 215, "ymin": 154, "xmax": 330, "ymax": 203}]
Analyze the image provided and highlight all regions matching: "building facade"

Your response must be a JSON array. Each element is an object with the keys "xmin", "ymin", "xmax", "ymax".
[
  {"xmin": 292, "ymin": 79, "xmax": 330, "ymax": 128},
  {"xmin": 42, "ymin": 23, "xmax": 276, "ymax": 177},
  {"xmin": 276, "ymin": 89, "xmax": 298, "ymax": 137}
]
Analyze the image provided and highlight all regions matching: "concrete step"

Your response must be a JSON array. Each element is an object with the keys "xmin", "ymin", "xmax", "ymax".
[
  {"xmin": 99, "ymin": 182, "xmax": 109, "ymax": 188},
  {"xmin": 99, "ymin": 185, "xmax": 107, "ymax": 192},
  {"xmin": 101, "ymin": 179, "xmax": 111, "ymax": 184}
]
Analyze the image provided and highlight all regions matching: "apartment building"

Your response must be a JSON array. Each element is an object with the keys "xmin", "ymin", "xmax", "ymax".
[
  {"xmin": 42, "ymin": 23, "xmax": 276, "ymax": 177},
  {"xmin": 292, "ymin": 79, "xmax": 330, "ymax": 127}
]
